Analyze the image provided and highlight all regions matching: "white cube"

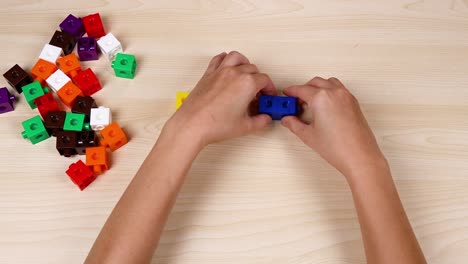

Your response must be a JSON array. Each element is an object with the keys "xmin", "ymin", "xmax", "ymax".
[
  {"xmin": 97, "ymin": 33, "xmax": 123, "ymax": 61},
  {"xmin": 46, "ymin": 69, "xmax": 71, "ymax": 92},
  {"xmin": 90, "ymin": 107, "xmax": 112, "ymax": 131},
  {"xmin": 39, "ymin": 44, "xmax": 63, "ymax": 64}
]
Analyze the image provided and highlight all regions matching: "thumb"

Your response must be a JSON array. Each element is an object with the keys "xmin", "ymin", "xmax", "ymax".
[
  {"xmin": 281, "ymin": 116, "xmax": 309, "ymax": 139},
  {"xmin": 246, "ymin": 114, "xmax": 272, "ymax": 132}
]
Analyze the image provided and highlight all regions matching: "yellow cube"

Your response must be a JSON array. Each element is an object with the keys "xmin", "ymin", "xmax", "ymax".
[{"xmin": 175, "ymin": 91, "xmax": 190, "ymax": 109}]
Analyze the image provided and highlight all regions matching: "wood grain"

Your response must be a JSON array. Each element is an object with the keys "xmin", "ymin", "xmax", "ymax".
[{"xmin": 0, "ymin": 1, "xmax": 467, "ymax": 263}]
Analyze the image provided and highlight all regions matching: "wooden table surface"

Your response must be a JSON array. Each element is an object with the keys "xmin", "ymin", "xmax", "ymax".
[{"xmin": 1, "ymin": 1, "xmax": 467, "ymax": 263}]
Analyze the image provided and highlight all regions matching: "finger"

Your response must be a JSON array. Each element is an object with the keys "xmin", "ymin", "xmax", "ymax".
[
  {"xmin": 236, "ymin": 64, "xmax": 259, "ymax": 74},
  {"xmin": 306, "ymin": 76, "xmax": 332, "ymax": 88},
  {"xmin": 253, "ymin": 73, "xmax": 277, "ymax": 95},
  {"xmin": 245, "ymin": 114, "xmax": 272, "ymax": 132},
  {"xmin": 219, "ymin": 51, "xmax": 250, "ymax": 68},
  {"xmin": 204, "ymin": 52, "xmax": 227, "ymax": 75},
  {"xmin": 281, "ymin": 116, "xmax": 309, "ymax": 139},
  {"xmin": 283, "ymin": 85, "xmax": 319, "ymax": 101},
  {"xmin": 328, "ymin": 77, "xmax": 342, "ymax": 86}
]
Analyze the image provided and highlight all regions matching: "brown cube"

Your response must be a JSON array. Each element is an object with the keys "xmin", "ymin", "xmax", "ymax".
[
  {"xmin": 49, "ymin": 30, "xmax": 76, "ymax": 55},
  {"xmin": 3, "ymin": 64, "xmax": 33, "ymax": 93}
]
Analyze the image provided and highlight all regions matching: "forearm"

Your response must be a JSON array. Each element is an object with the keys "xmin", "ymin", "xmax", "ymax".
[
  {"xmin": 85, "ymin": 124, "xmax": 203, "ymax": 264},
  {"xmin": 347, "ymin": 161, "xmax": 426, "ymax": 264}
]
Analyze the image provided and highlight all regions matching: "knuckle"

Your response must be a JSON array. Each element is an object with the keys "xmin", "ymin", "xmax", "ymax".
[
  {"xmin": 228, "ymin": 50, "xmax": 241, "ymax": 58},
  {"xmin": 220, "ymin": 67, "xmax": 237, "ymax": 76}
]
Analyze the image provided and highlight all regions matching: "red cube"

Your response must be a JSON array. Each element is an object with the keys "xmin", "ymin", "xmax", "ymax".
[
  {"xmin": 34, "ymin": 93, "xmax": 60, "ymax": 119},
  {"xmin": 66, "ymin": 160, "xmax": 96, "ymax": 190},
  {"xmin": 72, "ymin": 68, "xmax": 102, "ymax": 96},
  {"xmin": 82, "ymin": 13, "xmax": 105, "ymax": 38}
]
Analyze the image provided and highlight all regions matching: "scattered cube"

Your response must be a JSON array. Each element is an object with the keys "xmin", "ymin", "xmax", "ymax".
[
  {"xmin": 0, "ymin": 87, "xmax": 16, "ymax": 114},
  {"xmin": 72, "ymin": 68, "xmax": 101, "ymax": 96},
  {"xmin": 97, "ymin": 33, "xmax": 122, "ymax": 61},
  {"xmin": 56, "ymin": 130, "xmax": 78, "ymax": 157},
  {"xmin": 100, "ymin": 122, "xmax": 128, "ymax": 152},
  {"xmin": 90, "ymin": 106, "xmax": 111, "ymax": 131},
  {"xmin": 175, "ymin": 91, "xmax": 190, "ymax": 110},
  {"xmin": 86, "ymin": 146, "xmax": 109, "ymax": 175},
  {"xmin": 21, "ymin": 115, "xmax": 50, "ymax": 144},
  {"xmin": 77, "ymin": 37, "xmax": 98, "ymax": 61},
  {"xmin": 57, "ymin": 53, "xmax": 81, "ymax": 78},
  {"xmin": 111, "ymin": 53, "xmax": 136, "ymax": 79},
  {"xmin": 49, "ymin": 30, "xmax": 76, "ymax": 55},
  {"xmin": 57, "ymin": 82, "xmax": 83, "ymax": 108},
  {"xmin": 30, "ymin": 59, "xmax": 58, "ymax": 86},
  {"xmin": 46, "ymin": 69, "xmax": 71, "ymax": 93},
  {"xmin": 59, "ymin": 14, "xmax": 85, "ymax": 39},
  {"xmin": 76, "ymin": 131, "xmax": 98, "ymax": 155},
  {"xmin": 3, "ymin": 64, "xmax": 32, "ymax": 93},
  {"xmin": 64, "ymin": 112, "xmax": 88, "ymax": 131},
  {"xmin": 82, "ymin": 13, "xmax": 105, "ymax": 38},
  {"xmin": 258, "ymin": 95, "xmax": 299, "ymax": 120},
  {"xmin": 44, "ymin": 110, "xmax": 66, "ymax": 137},
  {"xmin": 66, "ymin": 160, "xmax": 96, "ymax": 190},
  {"xmin": 39, "ymin": 44, "xmax": 63, "ymax": 64},
  {"xmin": 22, "ymin": 81, "xmax": 48, "ymax": 109},
  {"xmin": 72, "ymin": 95, "xmax": 96, "ymax": 120},
  {"xmin": 35, "ymin": 92, "xmax": 60, "ymax": 119}
]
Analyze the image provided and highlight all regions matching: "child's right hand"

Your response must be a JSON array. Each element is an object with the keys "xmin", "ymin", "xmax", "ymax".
[{"xmin": 281, "ymin": 77, "xmax": 387, "ymax": 180}]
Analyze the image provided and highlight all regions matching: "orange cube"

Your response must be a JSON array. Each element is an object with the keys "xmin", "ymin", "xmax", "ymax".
[
  {"xmin": 30, "ymin": 59, "xmax": 58, "ymax": 86},
  {"xmin": 100, "ymin": 122, "xmax": 128, "ymax": 152},
  {"xmin": 57, "ymin": 81, "xmax": 83, "ymax": 107},
  {"xmin": 86, "ymin": 146, "xmax": 109, "ymax": 175},
  {"xmin": 57, "ymin": 53, "xmax": 81, "ymax": 78}
]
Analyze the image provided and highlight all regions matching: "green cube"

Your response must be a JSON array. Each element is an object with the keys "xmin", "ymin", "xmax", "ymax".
[
  {"xmin": 21, "ymin": 115, "xmax": 50, "ymax": 144},
  {"xmin": 22, "ymin": 81, "xmax": 48, "ymax": 109},
  {"xmin": 112, "ymin": 53, "xmax": 137, "ymax": 79},
  {"xmin": 64, "ymin": 112, "xmax": 88, "ymax": 131}
]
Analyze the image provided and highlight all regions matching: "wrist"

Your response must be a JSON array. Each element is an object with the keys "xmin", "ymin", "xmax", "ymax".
[
  {"xmin": 159, "ymin": 117, "xmax": 206, "ymax": 154},
  {"xmin": 345, "ymin": 156, "xmax": 391, "ymax": 187}
]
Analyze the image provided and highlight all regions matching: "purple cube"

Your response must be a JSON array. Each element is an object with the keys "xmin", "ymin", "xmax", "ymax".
[
  {"xmin": 77, "ymin": 37, "xmax": 99, "ymax": 61},
  {"xmin": 59, "ymin": 14, "xmax": 85, "ymax": 39},
  {"xmin": 0, "ymin": 87, "xmax": 16, "ymax": 114}
]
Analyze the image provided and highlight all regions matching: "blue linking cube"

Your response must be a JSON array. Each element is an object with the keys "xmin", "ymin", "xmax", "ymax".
[{"xmin": 258, "ymin": 95, "xmax": 299, "ymax": 120}]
